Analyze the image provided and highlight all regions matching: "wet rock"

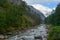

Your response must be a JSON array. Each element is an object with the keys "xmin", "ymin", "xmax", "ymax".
[
  {"xmin": 0, "ymin": 35, "xmax": 5, "ymax": 39},
  {"xmin": 4, "ymin": 35, "xmax": 8, "ymax": 39},
  {"xmin": 20, "ymin": 38, "xmax": 25, "ymax": 40},
  {"xmin": 0, "ymin": 35, "xmax": 9, "ymax": 39},
  {"xmin": 34, "ymin": 36, "xmax": 42, "ymax": 40}
]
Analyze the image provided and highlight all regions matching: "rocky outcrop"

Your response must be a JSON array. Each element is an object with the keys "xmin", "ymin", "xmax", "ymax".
[
  {"xmin": 8, "ymin": 0, "xmax": 23, "ymax": 5},
  {"xmin": 27, "ymin": 6, "xmax": 45, "ymax": 21}
]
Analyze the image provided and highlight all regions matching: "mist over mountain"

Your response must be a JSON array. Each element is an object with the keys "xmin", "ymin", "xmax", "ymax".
[{"xmin": 32, "ymin": 4, "xmax": 52, "ymax": 17}]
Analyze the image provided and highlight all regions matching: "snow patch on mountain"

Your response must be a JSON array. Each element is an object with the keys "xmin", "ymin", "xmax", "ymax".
[{"xmin": 32, "ymin": 4, "xmax": 52, "ymax": 17}]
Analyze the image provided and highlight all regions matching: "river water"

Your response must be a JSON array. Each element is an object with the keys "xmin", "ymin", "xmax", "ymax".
[{"xmin": 6, "ymin": 24, "xmax": 48, "ymax": 40}]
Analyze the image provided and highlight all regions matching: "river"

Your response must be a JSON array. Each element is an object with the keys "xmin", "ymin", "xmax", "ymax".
[{"xmin": 6, "ymin": 24, "xmax": 48, "ymax": 40}]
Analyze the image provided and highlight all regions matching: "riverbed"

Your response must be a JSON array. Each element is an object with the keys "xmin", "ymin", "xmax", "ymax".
[{"xmin": 6, "ymin": 24, "xmax": 48, "ymax": 40}]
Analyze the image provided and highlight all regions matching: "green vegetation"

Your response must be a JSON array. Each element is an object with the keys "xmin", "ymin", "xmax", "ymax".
[
  {"xmin": 45, "ymin": 3, "xmax": 60, "ymax": 26},
  {"xmin": 45, "ymin": 3, "xmax": 60, "ymax": 40},
  {"xmin": 0, "ymin": 0, "xmax": 41, "ymax": 33},
  {"xmin": 47, "ymin": 26, "xmax": 60, "ymax": 40}
]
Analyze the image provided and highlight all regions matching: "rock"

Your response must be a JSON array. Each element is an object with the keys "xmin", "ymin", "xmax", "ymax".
[
  {"xmin": 8, "ymin": 0, "xmax": 22, "ymax": 5},
  {"xmin": 0, "ymin": 35, "xmax": 5, "ymax": 39},
  {"xmin": 0, "ymin": 35, "xmax": 9, "ymax": 39},
  {"xmin": 4, "ymin": 35, "xmax": 9, "ymax": 39},
  {"xmin": 34, "ymin": 36, "xmax": 42, "ymax": 40}
]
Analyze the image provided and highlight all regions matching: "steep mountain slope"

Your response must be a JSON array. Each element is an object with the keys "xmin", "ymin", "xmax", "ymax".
[
  {"xmin": 32, "ymin": 4, "xmax": 52, "ymax": 17},
  {"xmin": 0, "ymin": 0, "xmax": 41, "ymax": 34},
  {"xmin": 27, "ymin": 5, "xmax": 45, "ymax": 21}
]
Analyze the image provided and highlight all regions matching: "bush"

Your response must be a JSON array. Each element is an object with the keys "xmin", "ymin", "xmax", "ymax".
[{"xmin": 48, "ymin": 26, "xmax": 60, "ymax": 40}]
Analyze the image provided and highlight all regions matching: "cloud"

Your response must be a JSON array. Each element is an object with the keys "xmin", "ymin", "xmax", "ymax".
[{"xmin": 24, "ymin": 0, "xmax": 60, "ymax": 5}]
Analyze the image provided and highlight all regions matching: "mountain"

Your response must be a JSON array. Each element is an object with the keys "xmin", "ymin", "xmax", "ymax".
[
  {"xmin": 27, "ymin": 5, "xmax": 45, "ymax": 21},
  {"xmin": 45, "ymin": 3, "xmax": 60, "ymax": 26},
  {"xmin": 32, "ymin": 4, "xmax": 52, "ymax": 17},
  {"xmin": 0, "ymin": 0, "xmax": 42, "ymax": 34}
]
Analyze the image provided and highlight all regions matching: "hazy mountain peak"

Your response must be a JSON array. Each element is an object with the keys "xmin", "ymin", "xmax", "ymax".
[{"xmin": 32, "ymin": 4, "xmax": 52, "ymax": 17}]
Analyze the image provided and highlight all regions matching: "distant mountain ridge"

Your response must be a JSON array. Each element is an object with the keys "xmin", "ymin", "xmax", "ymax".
[
  {"xmin": 32, "ymin": 4, "xmax": 52, "ymax": 17},
  {"xmin": 27, "ymin": 5, "xmax": 45, "ymax": 21}
]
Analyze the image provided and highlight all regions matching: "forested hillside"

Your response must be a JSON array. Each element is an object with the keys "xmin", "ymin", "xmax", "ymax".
[
  {"xmin": 0, "ymin": 0, "xmax": 41, "ymax": 34},
  {"xmin": 45, "ymin": 3, "xmax": 60, "ymax": 26},
  {"xmin": 45, "ymin": 3, "xmax": 60, "ymax": 40}
]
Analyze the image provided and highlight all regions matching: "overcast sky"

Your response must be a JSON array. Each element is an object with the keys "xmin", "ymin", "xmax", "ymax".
[{"xmin": 24, "ymin": 0, "xmax": 60, "ymax": 8}]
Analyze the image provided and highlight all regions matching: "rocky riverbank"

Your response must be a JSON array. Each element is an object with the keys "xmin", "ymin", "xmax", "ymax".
[
  {"xmin": 0, "ymin": 24, "xmax": 41, "ymax": 40},
  {"xmin": 5, "ymin": 24, "xmax": 50, "ymax": 40}
]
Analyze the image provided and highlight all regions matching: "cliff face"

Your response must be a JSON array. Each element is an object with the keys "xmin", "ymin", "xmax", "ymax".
[
  {"xmin": 8, "ymin": 0, "xmax": 22, "ymax": 5},
  {"xmin": 27, "ymin": 6, "xmax": 45, "ymax": 21}
]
